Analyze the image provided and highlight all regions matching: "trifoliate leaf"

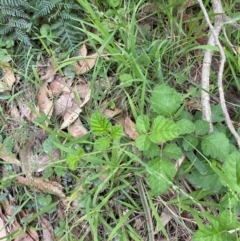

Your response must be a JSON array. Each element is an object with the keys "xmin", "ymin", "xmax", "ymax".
[
  {"xmin": 149, "ymin": 116, "xmax": 179, "ymax": 143},
  {"xmin": 110, "ymin": 125, "xmax": 123, "ymax": 139},
  {"xmin": 163, "ymin": 143, "xmax": 182, "ymax": 159},
  {"xmin": 220, "ymin": 152, "xmax": 240, "ymax": 193},
  {"xmin": 195, "ymin": 120, "xmax": 210, "ymax": 135},
  {"xmin": 90, "ymin": 113, "xmax": 111, "ymax": 135},
  {"xmin": 147, "ymin": 158, "xmax": 176, "ymax": 195},
  {"xmin": 143, "ymin": 143, "xmax": 160, "ymax": 158},
  {"xmin": 150, "ymin": 85, "xmax": 183, "ymax": 117},
  {"xmin": 136, "ymin": 115, "xmax": 150, "ymax": 134},
  {"xmin": 176, "ymin": 119, "xmax": 195, "ymax": 135},
  {"xmin": 201, "ymin": 133, "xmax": 229, "ymax": 160},
  {"xmin": 182, "ymin": 135, "xmax": 199, "ymax": 151},
  {"xmin": 211, "ymin": 104, "xmax": 224, "ymax": 123},
  {"xmin": 136, "ymin": 134, "xmax": 151, "ymax": 151},
  {"xmin": 94, "ymin": 136, "xmax": 111, "ymax": 151},
  {"xmin": 188, "ymin": 164, "xmax": 222, "ymax": 193}
]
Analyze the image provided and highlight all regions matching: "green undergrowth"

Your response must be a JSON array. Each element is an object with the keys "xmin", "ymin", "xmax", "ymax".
[{"xmin": 1, "ymin": 0, "xmax": 240, "ymax": 240}]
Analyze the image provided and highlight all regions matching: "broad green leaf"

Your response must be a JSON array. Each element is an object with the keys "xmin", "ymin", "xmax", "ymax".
[
  {"xmin": 90, "ymin": 113, "xmax": 111, "ymax": 135},
  {"xmin": 195, "ymin": 120, "xmax": 210, "ymax": 135},
  {"xmin": 163, "ymin": 143, "xmax": 182, "ymax": 159},
  {"xmin": 188, "ymin": 164, "xmax": 222, "ymax": 193},
  {"xmin": 110, "ymin": 125, "xmax": 123, "ymax": 139},
  {"xmin": 136, "ymin": 115, "xmax": 150, "ymax": 134},
  {"xmin": 147, "ymin": 158, "xmax": 176, "ymax": 195},
  {"xmin": 201, "ymin": 133, "xmax": 229, "ymax": 160},
  {"xmin": 150, "ymin": 85, "xmax": 183, "ymax": 117},
  {"xmin": 143, "ymin": 143, "xmax": 160, "ymax": 158},
  {"xmin": 176, "ymin": 119, "xmax": 195, "ymax": 135},
  {"xmin": 136, "ymin": 134, "xmax": 151, "ymax": 151},
  {"xmin": 94, "ymin": 136, "xmax": 111, "ymax": 151},
  {"xmin": 182, "ymin": 135, "xmax": 199, "ymax": 151},
  {"xmin": 149, "ymin": 116, "xmax": 179, "ymax": 143},
  {"xmin": 220, "ymin": 152, "xmax": 240, "ymax": 193},
  {"xmin": 119, "ymin": 73, "xmax": 133, "ymax": 87},
  {"xmin": 211, "ymin": 104, "xmax": 224, "ymax": 123}
]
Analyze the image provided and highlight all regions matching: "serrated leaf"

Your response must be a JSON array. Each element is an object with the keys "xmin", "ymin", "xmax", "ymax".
[
  {"xmin": 136, "ymin": 115, "xmax": 150, "ymax": 133},
  {"xmin": 150, "ymin": 85, "xmax": 183, "ymax": 117},
  {"xmin": 149, "ymin": 116, "xmax": 179, "ymax": 143},
  {"xmin": 188, "ymin": 164, "xmax": 222, "ymax": 193},
  {"xmin": 220, "ymin": 152, "xmax": 240, "ymax": 192},
  {"xmin": 136, "ymin": 134, "xmax": 151, "ymax": 151},
  {"xmin": 143, "ymin": 143, "xmax": 160, "ymax": 158},
  {"xmin": 94, "ymin": 136, "xmax": 111, "ymax": 151},
  {"xmin": 90, "ymin": 113, "xmax": 112, "ymax": 135},
  {"xmin": 163, "ymin": 143, "xmax": 182, "ymax": 159},
  {"xmin": 211, "ymin": 104, "xmax": 224, "ymax": 123},
  {"xmin": 176, "ymin": 119, "xmax": 195, "ymax": 135},
  {"xmin": 147, "ymin": 158, "xmax": 176, "ymax": 195},
  {"xmin": 110, "ymin": 125, "xmax": 123, "ymax": 139},
  {"xmin": 182, "ymin": 135, "xmax": 199, "ymax": 151},
  {"xmin": 201, "ymin": 133, "xmax": 229, "ymax": 160},
  {"xmin": 195, "ymin": 120, "xmax": 210, "ymax": 135}
]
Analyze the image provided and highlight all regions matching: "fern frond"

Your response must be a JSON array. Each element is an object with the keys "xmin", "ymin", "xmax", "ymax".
[
  {"xmin": 8, "ymin": 18, "xmax": 31, "ymax": 29},
  {"xmin": 15, "ymin": 29, "xmax": 31, "ymax": 45},
  {"xmin": 33, "ymin": 0, "xmax": 55, "ymax": 18},
  {"xmin": 0, "ymin": 25, "xmax": 14, "ymax": 34},
  {"xmin": 1, "ymin": 6, "xmax": 30, "ymax": 18},
  {"xmin": 0, "ymin": 0, "xmax": 28, "ymax": 7}
]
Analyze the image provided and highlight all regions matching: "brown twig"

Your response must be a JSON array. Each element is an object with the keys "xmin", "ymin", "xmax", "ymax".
[{"xmin": 198, "ymin": 0, "xmax": 240, "ymax": 147}]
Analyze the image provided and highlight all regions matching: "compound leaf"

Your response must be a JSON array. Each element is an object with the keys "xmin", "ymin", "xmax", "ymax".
[
  {"xmin": 90, "ymin": 113, "xmax": 111, "ymax": 136},
  {"xmin": 136, "ymin": 115, "xmax": 150, "ymax": 134}
]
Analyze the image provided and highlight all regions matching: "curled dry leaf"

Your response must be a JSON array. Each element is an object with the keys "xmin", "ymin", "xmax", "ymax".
[
  {"xmin": 124, "ymin": 117, "xmax": 139, "ymax": 140},
  {"xmin": 49, "ymin": 76, "xmax": 71, "ymax": 96},
  {"xmin": 54, "ymin": 92, "xmax": 74, "ymax": 116},
  {"xmin": 0, "ymin": 217, "xmax": 7, "ymax": 241},
  {"xmin": 103, "ymin": 108, "xmax": 122, "ymax": 118},
  {"xmin": 0, "ymin": 62, "xmax": 15, "ymax": 91},
  {"xmin": 37, "ymin": 82, "xmax": 53, "ymax": 118},
  {"xmin": 73, "ymin": 45, "xmax": 104, "ymax": 75},
  {"xmin": 69, "ymin": 118, "xmax": 88, "ymax": 137},
  {"xmin": 60, "ymin": 90, "xmax": 91, "ymax": 130},
  {"xmin": 40, "ymin": 217, "xmax": 54, "ymax": 241}
]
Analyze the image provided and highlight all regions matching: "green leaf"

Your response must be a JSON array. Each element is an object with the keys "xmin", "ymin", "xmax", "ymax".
[
  {"xmin": 195, "ymin": 120, "xmax": 210, "ymax": 135},
  {"xmin": 143, "ymin": 143, "xmax": 160, "ymax": 158},
  {"xmin": 182, "ymin": 135, "xmax": 199, "ymax": 151},
  {"xmin": 94, "ymin": 136, "xmax": 111, "ymax": 151},
  {"xmin": 201, "ymin": 133, "xmax": 230, "ymax": 160},
  {"xmin": 43, "ymin": 167, "xmax": 54, "ymax": 179},
  {"xmin": 188, "ymin": 164, "xmax": 222, "ymax": 193},
  {"xmin": 150, "ymin": 85, "xmax": 183, "ymax": 117},
  {"xmin": 147, "ymin": 158, "xmax": 176, "ymax": 195},
  {"xmin": 163, "ymin": 143, "xmax": 182, "ymax": 159},
  {"xmin": 176, "ymin": 119, "xmax": 195, "ymax": 135},
  {"xmin": 37, "ymin": 194, "xmax": 52, "ymax": 206},
  {"xmin": 136, "ymin": 134, "xmax": 151, "ymax": 151},
  {"xmin": 90, "ymin": 113, "xmax": 112, "ymax": 136},
  {"xmin": 211, "ymin": 104, "xmax": 224, "ymax": 123},
  {"xmin": 107, "ymin": 0, "xmax": 121, "ymax": 8},
  {"xmin": 119, "ymin": 73, "xmax": 133, "ymax": 87},
  {"xmin": 110, "ymin": 125, "xmax": 123, "ymax": 139},
  {"xmin": 149, "ymin": 116, "xmax": 179, "ymax": 143},
  {"xmin": 0, "ymin": 49, "xmax": 12, "ymax": 62},
  {"xmin": 220, "ymin": 152, "xmax": 240, "ymax": 192},
  {"xmin": 136, "ymin": 115, "xmax": 150, "ymax": 134}
]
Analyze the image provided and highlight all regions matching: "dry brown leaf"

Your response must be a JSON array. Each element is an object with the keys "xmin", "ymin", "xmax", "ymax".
[
  {"xmin": 103, "ymin": 108, "xmax": 122, "ymax": 118},
  {"xmin": 54, "ymin": 92, "xmax": 74, "ymax": 116},
  {"xmin": 0, "ymin": 217, "xmax": 7, "ymax": 241},
  {"xmin": 69, "ymin": 118, "xmax": 88, "ymax": 137},
  {"xmin": 10, "ymin": 104, "xmax": 21, "ymax": 119},
  {"xmin": 16, "ymin": 176, "xmax": 65, "ymax": 198},
  {"xmin": 40, "ymin": 217, "xmax": 54, "ymax": 241},
  {"xmin": 49, "ymin": 76, "xmax": 71, "ymax": 96},
  {"xmin": 60, "ymin": 90, "xmax": 91, "ymax": 129},
  {"xmin": 124, "ymin": 117, "xmax": 139, "ymax": 140},
  {"xmin": 79, "ymin": 43, "xmax": 87, "ymax": 57},
  {"xmin": 0, "ymin": 62, "xmax": 15, "ymax": 90},
  {"xmin": 37, "ymin": 82, "xmax": 53, "ymax": 118},
  {"xmin": 39, "ymin": 58, "xmax": 56, "ymax": 82},
  {"xmin": 75, "ymin": 80, "xmax": 90, "ymax": 99}
]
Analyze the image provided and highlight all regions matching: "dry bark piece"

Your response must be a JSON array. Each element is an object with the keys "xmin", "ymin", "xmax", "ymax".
[
  {"xmin": 37, "ymin": 82, "xmax": 53, "ymax": 118},
  {"xmin": 124, "ymin": 117, "xmax": 139, "ymax": 140}
]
